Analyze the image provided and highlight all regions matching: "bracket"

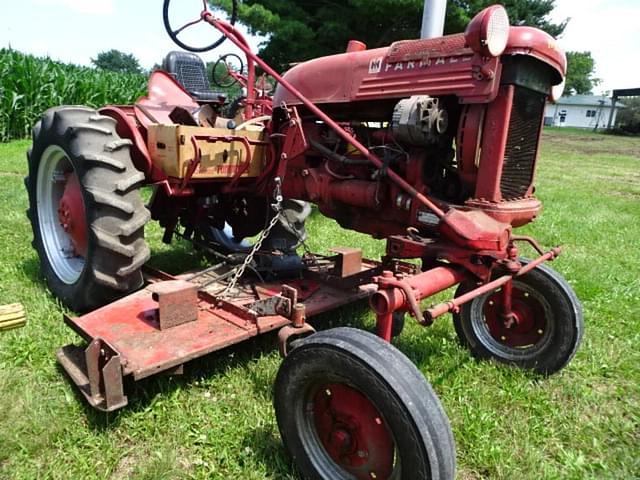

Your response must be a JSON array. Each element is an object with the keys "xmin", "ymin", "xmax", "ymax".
[{"xmin": 57, "ymin": 338, "xmax": 127, "ymax": 412}]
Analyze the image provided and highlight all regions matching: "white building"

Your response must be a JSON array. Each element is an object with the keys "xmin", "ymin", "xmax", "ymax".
[{"xmin": 544, "ymin": 95, "xmax": 624, "ymax": 130}]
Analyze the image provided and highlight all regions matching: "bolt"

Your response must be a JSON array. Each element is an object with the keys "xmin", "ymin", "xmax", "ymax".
[
  {"xmin": 537, "ymin": 329, "xmax": 544, "ymax": 335},
  {"xmin": 488, "ymin": 300, "xmax": 494, "ymax": 306},
  {"xmin": 357, "ymin": 450, "xmax": 367, "ymax": 458},
  {"xmin": 52, "ymin": 171, "xmax": 66, "ymax": 183},
  {"xmin": 524, "ymin": 292, "xmax": 530, "ymax": 298},
  {"xmin": 325, "ymin": 389, "xmax": 331, "ymax": 397},
  {"xmin": 374, "ymin": 417, "xmax": 382, "ymax": 425},
  {"xmin": 370, "ymin": 473, "xmax": 377, "ymax": 479}
]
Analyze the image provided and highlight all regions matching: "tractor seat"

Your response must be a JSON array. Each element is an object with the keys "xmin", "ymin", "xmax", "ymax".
[{"xmin": 162, "ymin": 51, "xmax": 225, "ymax": 103}]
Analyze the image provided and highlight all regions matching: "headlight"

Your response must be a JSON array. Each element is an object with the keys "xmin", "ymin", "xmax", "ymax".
[
  {"xmin": 465, "ymin": 5, "xmax": 510, "ymax": 57},
  {"xmin": 550, "ymin": 79, "xmax": 565, "ymax": 102}
]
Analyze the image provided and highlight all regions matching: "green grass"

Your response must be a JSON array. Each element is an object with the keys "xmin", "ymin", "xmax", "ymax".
[{"xmin": 1, "ymin": 129, "xmax": 639, "ymax": 479}]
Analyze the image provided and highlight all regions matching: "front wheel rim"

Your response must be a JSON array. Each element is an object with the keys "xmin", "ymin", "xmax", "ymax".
[
  {"xmin": 36, "ymin": 145, "xmax": 86, "ymax": 284},
  {"xmin": 298, "ymin": 381, "xmax": 399, "ymax": 479},
  {"xmin": 470, "ymin": 281, "xmax": 554, "ymax": 360}
]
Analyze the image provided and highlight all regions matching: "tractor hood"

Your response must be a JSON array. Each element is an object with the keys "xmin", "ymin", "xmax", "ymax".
[{"xmin": 273, "ymin": 26, "xmax": 565, "ymax": 107}]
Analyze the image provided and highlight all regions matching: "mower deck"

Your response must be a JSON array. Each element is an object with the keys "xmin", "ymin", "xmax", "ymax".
[{"xmin": 57, "ymin": 249, "xmax": 383, "ymax": 411}]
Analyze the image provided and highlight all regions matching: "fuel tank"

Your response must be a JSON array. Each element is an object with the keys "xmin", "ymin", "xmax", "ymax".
[{"xmin": 273, "ymin": 27, "xmax": 565, "ymax": 108}]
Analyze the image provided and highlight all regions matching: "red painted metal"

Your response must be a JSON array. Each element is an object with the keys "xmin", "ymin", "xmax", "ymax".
[
  {"xmin": 506, "ymin": 27, "xmax": 567, "ymax": 79},
  {"xmin": 438, "ymin": 208, "xmax": 511, "ymax": 251},
  {"xmin": 148, "ymin": 280, "xmax": 199, "ymax": 329},
  {"xmin": 464, "ymin": 197, "xmax": 542, "ymax": 228},
  {"xmin": 99, "ymin": 106, "xmax": 168, "ymax": 183},
  {"xmin": 313, "ymin": 383, "xmax": 394, "ymax": 479},
  {"xmin": 50, "ymin": 2, "xmax": 575, "ymax": 418},
  {"xmin": 424, "ymin": 247, "xmax": 561, "ymax": 321},
  {"xmin": 274, "ymin": 36, "xmax": 501, "ymax": 106},
  {"xmin": 62, "ymin": 261, "xmax": 377, "ymax": 384},
  {"xmin": 376, "ymin": 312, "xmax": 394, "ymax": 342},
  {"xmin": 273, "ymin": 26, "xmax": 563, "ymax": 108},
  {"xmin": 200, "ymin": 19, "xmax": 515, "ymax": 252},
  {"xmin": 485, "ymin": 284, "xmax": 547, "ymax": 347},
  {"xmin": 135, "ymin": 70, "xmax": 199, "ymax": 128},
  {"xmin": 203, "ymin": 16, "xmax": 450, "ymax": 221},
  {"xmin": 456, "ymin": 104, "xmax": 484, "ymax": 188},
  {"xmin": 346, "ymin": 40, "xmax": 367, "ymax": 53},
  {"xmin": 370, "ymin": 267, "xmax": 466, "ymax": 336},
  {"xmin": 474, "ymin": 84, "xmax": 514, "ymax": 202},
  {"xmin": 57, "ymin": 173, "xmax": 87, "ymax": 256}
]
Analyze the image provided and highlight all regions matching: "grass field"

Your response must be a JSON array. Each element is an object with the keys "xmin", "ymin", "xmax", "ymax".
[{"xmin": 0, "ymin": 128, "xmax": 638, "ymax": 479}]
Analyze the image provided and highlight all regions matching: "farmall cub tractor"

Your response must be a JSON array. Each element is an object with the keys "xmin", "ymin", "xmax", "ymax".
[{"xmin": 25, "ymin": 1, "xmax": 582, "ymax": 479}]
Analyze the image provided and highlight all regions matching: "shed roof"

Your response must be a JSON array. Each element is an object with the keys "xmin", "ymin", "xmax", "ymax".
[{"xmin": 554, "ymin": 95, "xmax": 624, "ymax": 108}]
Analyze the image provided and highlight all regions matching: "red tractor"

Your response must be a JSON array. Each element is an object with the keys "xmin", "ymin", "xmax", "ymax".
[{"xmin": 25, "ymin": 2, "xmax": 582, "ymax": 479}]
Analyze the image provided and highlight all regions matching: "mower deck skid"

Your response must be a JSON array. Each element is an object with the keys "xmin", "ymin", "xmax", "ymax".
[{"xmin": 57, "ymin": 249, "xmax": 381, "ymax": 412}]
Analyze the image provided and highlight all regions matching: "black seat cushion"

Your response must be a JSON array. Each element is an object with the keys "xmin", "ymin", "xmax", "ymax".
[{"xmin": 162, "ymin": 51, "xmax": 225, "ymax": 103}]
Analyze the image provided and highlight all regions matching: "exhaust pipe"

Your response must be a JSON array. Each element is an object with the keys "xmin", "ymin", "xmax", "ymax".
[{"xmin": 421, "ymin": 0, "xmax": 447, "ymax": 39}]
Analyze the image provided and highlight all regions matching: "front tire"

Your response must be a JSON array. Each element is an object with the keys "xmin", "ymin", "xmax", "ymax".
[
  {"xmin": 26, "ymin": 106, "xmax": 150, "ymax": 311},
  {"xmin": 274, "ymin": 327, "xmax": 455, "ymax": 480},
  {"xmin": 452, "ymin": 261, "xmax": 583, "ymax": 375}
]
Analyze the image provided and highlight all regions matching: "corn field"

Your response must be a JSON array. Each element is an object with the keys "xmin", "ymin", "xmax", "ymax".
[{"xmin": 0, "ymin": 48, "xmax": 147, "ymax": 142}]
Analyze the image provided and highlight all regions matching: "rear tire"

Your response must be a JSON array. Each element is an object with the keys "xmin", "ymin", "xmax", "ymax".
[
  {"xmin": 274, "ymin": 327, "xmax": 455, "ymax": 480},
  {"xmin": 26, "ymin": 106, "xmax": 150, "ymax": 311}
]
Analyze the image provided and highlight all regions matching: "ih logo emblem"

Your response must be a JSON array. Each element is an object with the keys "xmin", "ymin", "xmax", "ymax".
[{"xmin": 369, "ymin": 57, "xmax": 383, "ymax": 74}]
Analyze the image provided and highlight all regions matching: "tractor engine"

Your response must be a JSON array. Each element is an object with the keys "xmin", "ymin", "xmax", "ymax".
[
  {"xmin": 107, "ymin": 3, "xmax": 565, "ymax": 271},
  {"xmin": 271, "ymin": 11, "xmax": 565, "ymax": 242}
]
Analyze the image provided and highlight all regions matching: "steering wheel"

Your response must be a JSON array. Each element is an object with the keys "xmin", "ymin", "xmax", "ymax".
[
  {"xmin": 212, "ymin": 53, "xmax": 245, "ymax": 88},
  {"xmin": 162, "ymin": 0, "xmax": 238, "ymax": 53}
]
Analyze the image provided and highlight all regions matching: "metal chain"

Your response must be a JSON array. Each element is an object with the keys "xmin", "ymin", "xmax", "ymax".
[{"xmin": 219, "ymin": 177, "xmax": 283, "ymax": 298}]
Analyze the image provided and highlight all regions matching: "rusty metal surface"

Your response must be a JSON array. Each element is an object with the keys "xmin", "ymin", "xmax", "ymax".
[
  {"xmin": 56, "ymin": 339, "xmax": 127, "ymax": 412},
  {"xmin": 61, "ymin": 262, "xmax": 378, "ymax": 385},
  {"xmin": 331, "ymin": 247, "xmax": 363, "ymax": 278},
  {"xmin": 424, "ymin": 247, "xmax": 561, "ymax": 321},
  {"xmin": 253, "ymin": 280, "xmax": 320, "ymax": 301},
  {"xmin": 247, "ymin": 295, "xmax": 292, "ymax": 318},
  {"xmin": 148, "ymin": 280, "xmax": 198, "ymax": 329},
  {"xmin": 278, "ymin": 323, "xmax": 316, "ymax": 357}
]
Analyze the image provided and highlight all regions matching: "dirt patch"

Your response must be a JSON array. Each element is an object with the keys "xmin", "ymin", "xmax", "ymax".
[
  {"xmin": 542, "ymin": 132, "xmax": 640, "ymax": 158},
  {"xmin": 590, "ymin": 172, "xmax": 640, "ymax": 185},
  {"xmin": 110, "ymin": 451, "xmax": 141, "ymax": 480},
  {"xmin": 609, "ymin": 190, "xmax": 640, "ymax": 200},
  {"xmin": 457, "ymin": 469, "xmax": 484, "ymax": 480}
]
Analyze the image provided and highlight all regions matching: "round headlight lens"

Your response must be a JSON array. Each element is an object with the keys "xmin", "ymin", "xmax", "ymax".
[{"xmin": 485, "ymin": 6, "xmax": 510, "ymax": 56}]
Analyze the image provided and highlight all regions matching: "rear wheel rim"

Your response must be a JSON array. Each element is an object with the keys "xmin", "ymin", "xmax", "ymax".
[
  {"xmin": 470, "ymin": 281, "xmax": 554, "ymax": 359},
  {"xmin": 36, "ymin": 145, "xmax": 86, "ymax": 284},
  {"xmin": 299, "ymin": 381, "xmax": 399, "ymax": 479}
]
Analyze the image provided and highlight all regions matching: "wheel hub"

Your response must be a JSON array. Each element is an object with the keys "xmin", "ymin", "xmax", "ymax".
[
  {"xmin": 484, "ymin": 288, "xmax": 546, "ymax": 347},
  {"xmin": 329, "ymin": 428, "xmax": 353, "ymax": 453},
  {"xmin": 312, "ymin": 383, "xmax": 394, "ymax": 479},
  {"xmin": 57, "ymin": 172, "xmax": 87, "ymax": 256}
]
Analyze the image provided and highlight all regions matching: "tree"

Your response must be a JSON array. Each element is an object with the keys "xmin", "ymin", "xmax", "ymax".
[
  {"xmin": 91, "ymin": 49, "xmax": 142, "ymax": 74},
  {"xmin": 564, "ymin": 51, "xmax": 600, "ymax": 95},
  {"xmin": 615, "ymin": 97, "xmax": 640, "ymax": 135},
  {"xmin": 214, "ymin": 0, "xmax": 567, "ymax": 69}
]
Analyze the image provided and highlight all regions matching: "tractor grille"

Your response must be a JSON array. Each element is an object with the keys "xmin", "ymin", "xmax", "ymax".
[{"xmin": 500, "ymin": 87, "xmax": 545, "ymax": 199}]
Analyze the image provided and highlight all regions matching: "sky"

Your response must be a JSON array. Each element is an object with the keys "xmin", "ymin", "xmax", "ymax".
[{"xmin": 1, "ymin": 0, "xmax": 638, "ymax": 95}]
